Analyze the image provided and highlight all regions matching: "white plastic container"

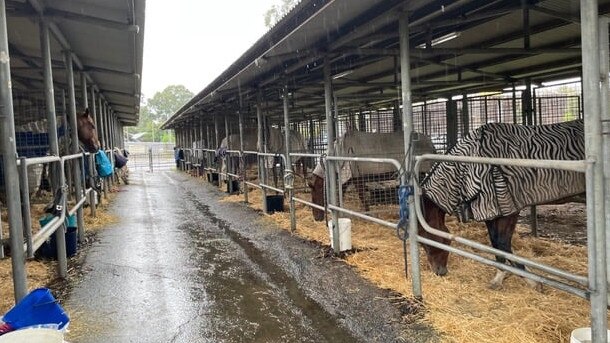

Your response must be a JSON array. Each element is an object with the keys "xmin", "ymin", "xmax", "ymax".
[
  {"xmin": 328, "ymin": 218, "xmax": 352, "ymax": 252},
  {"xmin": 570, "ymin": 327, "xmax": 610, "ymax": 343},
  {"xmin": 0, "ymin": 328, "xmax": 63, "ymax": 343}
]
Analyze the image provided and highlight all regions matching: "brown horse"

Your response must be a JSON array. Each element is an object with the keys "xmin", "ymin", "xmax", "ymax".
[
  {"xmin": 419, "ymin": 120, "xmax": 585, "ymax": 290},
  {"xmin": 308, "ymin": 131, "xmax": 436, "ymax": 222},
  {"xmin": 37, "ymin": 108, "xmax": 100, "ymax": 193},
  {"xmin": 417, "ymin": 196, "xmax": 528, "ymax": 290},
  {"xmin": 77, "ymin": 108, "xmax": 100, "ymax": 153}
]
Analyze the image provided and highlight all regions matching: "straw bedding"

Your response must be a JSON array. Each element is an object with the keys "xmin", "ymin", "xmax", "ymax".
[
  {"xmin": 0, "ymin": 191, "xmax": 119, "ymax": 315},
  {"xmin": 222, "ymin": 187, "xmax": 605, "ymax": 343}
]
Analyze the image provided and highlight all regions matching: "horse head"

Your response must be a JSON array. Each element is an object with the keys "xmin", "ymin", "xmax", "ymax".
[
  {"xmin": 77, "ymin": 108, "xmax": 100, "ymax": 153},
  {"xmin": 418, "ymin": 195, "xmax": 452, "ymax": 276},
  {"xmin": 308, "ymin": 162, "xmax": 326, "ymax": 221}
]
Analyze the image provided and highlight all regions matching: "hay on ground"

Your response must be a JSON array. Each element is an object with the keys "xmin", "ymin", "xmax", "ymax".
[
  {"xmin": 222, "ymin": 187, "xmax": 605, "ymax": 343},
  {"xmin": 0, "ymin": 189, "xmax": 119, "ymax": 315}
]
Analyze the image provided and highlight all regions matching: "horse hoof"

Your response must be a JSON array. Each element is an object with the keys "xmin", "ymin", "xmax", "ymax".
[
  {"xmin": 488, "ymin": 282, "xmax": 503, "ymax": 290},
  {"xmin": 531, "ymin": 282, "xmax": 543, "ymax": 293}
]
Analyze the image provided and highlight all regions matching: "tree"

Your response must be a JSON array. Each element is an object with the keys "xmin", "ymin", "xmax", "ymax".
[
  {"xmin": 146, "ymin": 85, "xmax": 194, "ymax": 122},
  {"xmin": 264, "ymin": 0, "xmax": 298, "ymax": 28},
  {"xmin": 127, "ymin": 85, "xmax": 194, "ymax": 142}
]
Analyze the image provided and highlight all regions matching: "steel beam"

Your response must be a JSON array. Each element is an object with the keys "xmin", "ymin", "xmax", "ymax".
[
  {"xmin": 42, "ymin": 21, "xmax": 68, "ymax": 276},
  {"xmin": 64, "ymin": 51, "xmax": 85, "ymax": 247},
  {"xmin": 580, "ymin": 1, "xmax": 608, "ymax": 342},
  {"xmin": 0, "ymin": 0, "xmax": 27, "ymax": 301}
]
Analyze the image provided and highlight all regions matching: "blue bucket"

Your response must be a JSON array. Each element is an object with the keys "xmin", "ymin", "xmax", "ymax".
[{"xmin": 1, "ymin": 288, "xmax": 69, "ymax": 330}]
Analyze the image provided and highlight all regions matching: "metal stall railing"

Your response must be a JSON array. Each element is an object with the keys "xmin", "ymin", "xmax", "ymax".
[
  {"xmin": 191, "ymin": 148, "xmax": 204, "ymax": 177},
  {"xmin": 257, "ymin": 152, "xmax": 286, "ymax": 196},
  {"xmin": 289, "ymin": 152, "xmax": 404, "ymax": 251},
  {"xmin": 408, "ymin": 153, "xmax": 606, "ymax": 339},
  {"xmin": 202, "ymin": 148, "xmax": 220, "ymax": 184},
  {"xmin": 241, "ymin": 150, "xmax": 260, "ymax": 204},
  {"xmin": 181, "ymin": 148, "xmax": 193, "ymax": 173},
  {"xmin": 222, "ymin": 149, "xmax": 241, "ymax": 194},
  {"xmin": 290, "ymin": 152, "xmax": 327, "ymax": 215},
  {"xmin": 324, "ymin": 156, "xmax": 403, "ymax": 229},
  {"xmin": 11, "ymin": 151, "xmax": 97, "ymax": 289}
]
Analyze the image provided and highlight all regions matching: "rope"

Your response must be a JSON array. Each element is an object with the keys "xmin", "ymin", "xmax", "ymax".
[
  {"xmin": 396, "ymin": 131, "xmax": 417, "ymax": 278},
  {"xmin": 396, "ymin": 131, "xmax": 416, "ymax": 236}
]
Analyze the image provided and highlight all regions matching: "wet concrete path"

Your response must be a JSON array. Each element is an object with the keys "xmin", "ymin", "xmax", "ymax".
[{"xmin": 66, "ymin": 170, "xmax": 435, "ymax": 343}]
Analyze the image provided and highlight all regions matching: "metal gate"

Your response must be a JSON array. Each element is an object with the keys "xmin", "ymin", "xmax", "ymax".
[{"xmin": 125, "ymin": 142, "xmax": 175, "ymax": 172}]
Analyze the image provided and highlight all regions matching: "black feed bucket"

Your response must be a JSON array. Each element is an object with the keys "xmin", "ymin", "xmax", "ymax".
[
  {"xmin": 265, "ymin": 195, "xmax": 284, "ymax": 213},
  {"xmin": 209, "ymin": 172, "xmax": 219, "ymax": 186},
  {"xmin": 37, "ymin": 215, "xmax": 78, "ymax": 259},
  {"xmin": 226, "ymin": 180, "xmax": 240, "ymax": 194}
]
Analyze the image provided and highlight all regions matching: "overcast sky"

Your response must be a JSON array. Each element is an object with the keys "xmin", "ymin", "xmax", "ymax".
[{"xmin": 141, "ymin": 0, "xmax": 279, "ymax": 99}]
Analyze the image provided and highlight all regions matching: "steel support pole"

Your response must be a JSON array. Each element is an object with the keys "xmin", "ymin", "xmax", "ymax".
[
  {"xmin": 110, "ymin": 114, "xmax": 115, "ymax": 149},
  {"xmin": 199, "ymin": 118, "xmax": 204, "ymax": 176},
  {"xmin": 82, "ymin": 74, "xmax": 96, "ymax": 215},
  {"xmin": 446, "ymin": 98, "xmax": 458, "ymax": 148},
  {"xmin": 214, "ymin": 114, "xmax": 220, "ymax": 149},
  {"xmin": 64, "ymin": 51, "xmax": 85, "ymax": 244},
  {"xmin": 90, "ymin": 88, "xmax": 97, "ymax": 132},
  {"xmin": 282, "ymin": 87, "xmax": 296, "ymax": 232},
  {"xmin": 42, "ymin": 21, "xmax": 70, "ymax": 278},
  {"xmin": 225, "ymin": 114, "xmax": 232, "ymax": 192},
  {"xmin": 104, "ymin": 106, "xmax": 110, "ymax": 150},
  {"xmin": 99, "ymin": 102, "xmax": 106, "ymax": 148},
  {"xmin": 62, "ymin": 89, "xmax": 73, "ymax": 202},
  {"xmin": 462, "ymin": 92, "xmax": 469, "ymax": 135},
  {"xmin": 238, "ymin": 109, "xmax": 247, "ymax": 202},
  {"xmin": 581, "ymin": 2, "xmax": 608, "ymax": 342},
  {"xmin": 512, "ymin": 84, "xmax": 517, "ymax": 124},
  {"xmin": 256, "ymin": 92, "xmax": 268, "ymax": 213},
  {"xmin": 0, "ymin": 0, "xmax": 27, "ymax": 300},
  {"xmin": 599, "ymin": 16, "xmax": 610, "ymax": 307},
  {"xmin": 400, "ymin": 11, "xmax": 422, "ymax": 298},
  {"xmin": 323, "ymin": 57, "xmax": 340, "ymax": 251},
  {"xmin": 109, "ymin": 111, "xmax": 113, "ymax": 149},
  {"xmin": 100, "ymin": 102, "xmax": 107, "ymax": 199},
  {"xmin": 108, "ymin": 109, "xmax": 113, "ymax": 149},
  {"xmin": 333, "ymin": 94, "xmax": 343, "ymax": 208},
  {"xmin": 206, "ymin": 124, "xmax": 211, "ymax": 149},
  {"xmin": 107, "ymin": 110, "xmax": 115, "ymax": 185},
  {"xmin": 80, "ymin": 72, "xmax": 87, "ymax": 109},
  {"xmin": 42, "ymin": 22, "xmax": 61, "ymax": 192},
  {"xmin": 18, "ymin": 158, "xmax": 32, "ymax": 258},
  {"xmin": 62, "ymin": 91, "xmax": 69, "ymax": 156}
]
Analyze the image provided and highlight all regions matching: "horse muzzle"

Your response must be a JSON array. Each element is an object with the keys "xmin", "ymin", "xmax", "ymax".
[
  {"xmin": 433, "ymin": 265, "xmax": 448, "ymax": 276},
  {"xmin": 85, "ymin": 142, "xmax": 100, "ymax": 154},
  {"xmin": 312, "ymin": 209, "xmax": 325, "ymax": 222}
]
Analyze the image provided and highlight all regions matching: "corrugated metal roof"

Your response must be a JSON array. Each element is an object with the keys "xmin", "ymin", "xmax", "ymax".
[
  {"xmin": 7, "ymin": 0, "xmax": 145, "ymax": 125},
  {"xmin": 162, "ymin": 0, "xmax": 608, "ymax": 129}
]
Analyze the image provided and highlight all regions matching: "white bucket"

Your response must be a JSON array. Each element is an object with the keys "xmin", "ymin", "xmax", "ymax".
[
  {"xmin": 570, "ymin": 327, "xmax": 610, "ymax": 343},
  {"xmin": 0, "ymin": 328, "xmax": 63, "ymax": 343},
  {"xmin": 328, "ymin": 218, "xmax": 352, "ymax": 252}
]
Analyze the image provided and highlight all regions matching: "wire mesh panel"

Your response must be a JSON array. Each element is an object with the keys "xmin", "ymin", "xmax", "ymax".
[
  {"xmin": 360, "ymin": 109, "xmax": 396, "ymax": 133},
  {"xmin": 535, "ymin": 96, "xmax": 581, "ymax": 124},
  {"xmin": 326, "ymin": 156, "xmax": 403, "ymax": 224},
  {"xmin": 2, "ymin": 90, "xmax": 63, "ymax": 198},
  {"xmin": 413, "ymin": 101, "xmax": 448, "ymax": 152},
  {"xmin": 259, "ymin": 153, "xmax": 286, "ymax": 193}
]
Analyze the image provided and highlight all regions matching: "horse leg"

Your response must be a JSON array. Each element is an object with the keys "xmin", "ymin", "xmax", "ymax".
[
  {"xmin": 36, "ymin": 163, "xmax": 48, "ymax": 197},
  {"xmin": 485, "ymin": 219, "xmax": 506, "ymax": 289},
  {"xmin": 486, "ymin": 214, "xmax": 541, "ymax": 291},
  {"xmin": 354, "ymin": 178, "xmax": 369, "ymax": 212}
]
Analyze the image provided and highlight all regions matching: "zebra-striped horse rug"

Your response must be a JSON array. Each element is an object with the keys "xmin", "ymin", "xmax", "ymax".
[{"xmin": 421, "ymin": 119, "xmax": 585, "ymax": 222}]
